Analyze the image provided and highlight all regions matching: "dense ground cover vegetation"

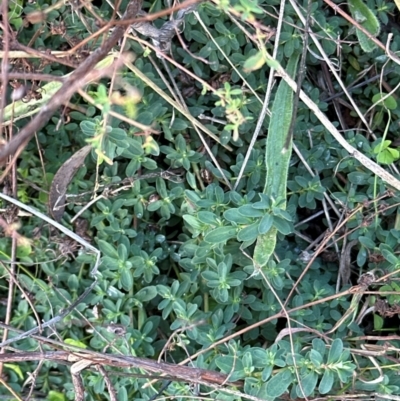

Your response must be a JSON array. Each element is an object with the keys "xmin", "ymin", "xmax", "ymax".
[{"xmin": 2, "ymin": 0, "xmax": 400, "ymax": 400}]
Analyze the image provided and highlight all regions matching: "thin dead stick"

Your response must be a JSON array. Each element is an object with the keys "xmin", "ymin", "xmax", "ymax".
[
  {"xmin": 0, "ymin": 139, "xmax": 29, "ymax": 185},
  {"xmin": 0, "ymin": 193, "xmax": 100, "ymax": 268},
  {"xmin": 0, "ymin": 50, "xmax": 70, "ymax": 59},
  {"xmin": 5, "ymin": 44, "xmax": 78, "ymax": 68},
  {"xmin": 64, "ymin": 22, "xmax": 115, "ymax": 56},
  {"xmin": 0, "ymin": 4, "xmax": 10, "ymax": 125},
  {"xmin": 0, "ymin": 349, "xmax": 242, "ymax": 388},
  {"xmin": 0, "ymin": 376, "xmax": 23, "ymax": 401},
  {"xmin": 97, "ymin": 366, "xmax": 117, "ymax": 401},
  {"xmin": 0, "ymin": 1, "xmax": 11, "ymax": 371},
  {"xmin": 0, "ymin": 344, "xmax": 265, "ymax": 401},
  {"xmin": 2, "ymin": 73, "xmax": 65, "ymax": 82}
]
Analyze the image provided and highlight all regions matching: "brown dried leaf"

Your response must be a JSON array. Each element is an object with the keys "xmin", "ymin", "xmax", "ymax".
[
  {"xmin": 25, "ymin": 11, "xmax": 46, "ymax": 25},
  {"xmin": 49, "ymin": 145, "xmax": 92, "ymax": 222}
]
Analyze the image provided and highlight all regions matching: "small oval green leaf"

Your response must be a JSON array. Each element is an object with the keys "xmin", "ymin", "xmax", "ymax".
[{"xmin": 205, "ymin": 226, "xmax": 237, "ymax": 243}]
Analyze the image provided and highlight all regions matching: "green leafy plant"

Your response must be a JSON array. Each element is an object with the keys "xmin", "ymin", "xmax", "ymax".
[{"xmin": 3, "ymin": 0, "xmax": 400, "ymax": 400}]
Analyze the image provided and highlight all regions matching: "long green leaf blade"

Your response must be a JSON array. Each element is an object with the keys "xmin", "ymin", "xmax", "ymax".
[{"xmin": 253, "ymin": 54, "xmax": 299, "ymax": 267}]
